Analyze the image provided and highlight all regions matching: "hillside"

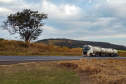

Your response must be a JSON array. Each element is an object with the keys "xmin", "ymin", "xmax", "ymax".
[{"xmin": 37, "ymin": 38, "xmax": 126, "ymax": 50}]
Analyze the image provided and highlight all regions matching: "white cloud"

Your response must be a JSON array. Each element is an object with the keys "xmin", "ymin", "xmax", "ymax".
[
  {"xmin": 96, "ymin": 0, "xmax": 126, "ymax": 18},
  {"xmin": 0, "ymin": 0, "xmax": 26, "ymax": 7},
  {"xmin": 43, "ymin": 25, "xmax": 59, "ymax": 34},
  {"xmin": 39, "ymin": 0, "xmax": 81, "ymax": 20},
  {"xmin": 0, "ymin": 29, "xmax": 20, "ymax": 40},
  {"xmin": 0, "ymin": 7, "xmax": 13, "ymax": 17},
  {"xmin": 64, "ymin": 4, "xmax": 78, "ymax": 15},
  {"xmin": 84, "ymin": 35, "xmax": 126, "ymax": 39},
  {"xmin": 0, "ymin": 0, "xmax": 31, "ymax": 17},
  {"xmin": 0, "ymin": 0, "xmax": 15, "ymax": 4},
  {"xmin": 88, "ymin": 0, "xmax": 92, "ymax": 3},
  {"xmin": 0, "ymin": 0, "xmax": 81, "ymax": 20}
]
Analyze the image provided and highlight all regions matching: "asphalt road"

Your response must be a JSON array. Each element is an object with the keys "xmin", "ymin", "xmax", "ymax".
[{"xmin": 0, "ymin": 56, "xmax": 126, "ymax": 65}]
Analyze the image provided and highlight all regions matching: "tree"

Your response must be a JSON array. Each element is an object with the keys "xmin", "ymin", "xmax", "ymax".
[{"xmin": 3, "ymin": 9, "xmax": 48, "ymax": 42}]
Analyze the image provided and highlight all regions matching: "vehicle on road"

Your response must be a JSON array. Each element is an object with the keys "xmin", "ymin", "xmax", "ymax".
[{"xmin": 82, "ymin": 45, "xmax": 118, "ymax": 57}]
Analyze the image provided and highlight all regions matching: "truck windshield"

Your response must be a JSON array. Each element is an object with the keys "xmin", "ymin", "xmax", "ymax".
[{"xmin": 83, "ymin": 47, "xmax": 90, "ymax": 51}]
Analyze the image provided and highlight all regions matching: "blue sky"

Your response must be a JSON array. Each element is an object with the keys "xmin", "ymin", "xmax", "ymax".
[{"xmin": 0, "ymin": 0, "xmax": 126, "ymax": 46}]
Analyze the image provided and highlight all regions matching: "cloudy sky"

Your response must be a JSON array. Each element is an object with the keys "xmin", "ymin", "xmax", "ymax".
[{"xmin": 0, "ymin": 0, "xmax": 126, "ymax": 46}]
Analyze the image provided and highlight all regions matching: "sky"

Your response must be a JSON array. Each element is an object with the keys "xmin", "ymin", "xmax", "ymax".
[{"xmin": 0, "ymin": 0, "xmax": 126, "ymax": 46}]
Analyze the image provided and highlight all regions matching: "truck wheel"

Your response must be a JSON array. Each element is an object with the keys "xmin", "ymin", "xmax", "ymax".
[
  {"xmin": 95, "ymin": 53, "xmax": 99, "ymax": 57},
  {"xmin": 95, "ymin": 53, "xmax": 97, "ymax": 57},
  {"xmin": 105, "ymin": 53, "xmax": 108, "ymax": 57},
  {"xmin": 90, "ymin": 53, "xmax": 93, "ymax": 57}
]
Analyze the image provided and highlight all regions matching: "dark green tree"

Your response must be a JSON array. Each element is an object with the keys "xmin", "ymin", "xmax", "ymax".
[{"xmin": 3, "ymin": 9, "xmax": 48, "ymax": 42}]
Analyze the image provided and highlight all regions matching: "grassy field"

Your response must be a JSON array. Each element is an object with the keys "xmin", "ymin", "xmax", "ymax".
[
  {"xmin": 118, "ymin": 50, "xmax": 126, "ymax": 53},
  {"xmin": 0, "ymin": 62, "xmax": 80, "ymax": 84},
  {"xmin": 58, "ymin": 59, "xmax": 126, "ymax": 84}
]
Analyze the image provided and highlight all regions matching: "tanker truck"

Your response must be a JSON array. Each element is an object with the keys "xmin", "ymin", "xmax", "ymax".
[{"xmin": 82, "ymin": 45, "xmax": 118, "ymax": 57}]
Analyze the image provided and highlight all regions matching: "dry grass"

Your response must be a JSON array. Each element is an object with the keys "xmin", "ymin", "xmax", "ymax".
[
  {"xmin": 0, "ymin": 39, "xmax": 82, "ymax": 56},
  {"xmin": 118, "ymin": 53, "xmax": 126, "ymax": 57},
  {"xmin": 58, "ymin": 59, "xmax": 126, "ymax": 84}
]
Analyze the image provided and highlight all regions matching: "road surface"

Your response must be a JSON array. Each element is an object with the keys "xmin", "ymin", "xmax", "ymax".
[{"xmin": 0, "ymin": 56, "xmax": 126, "ymax": 65}]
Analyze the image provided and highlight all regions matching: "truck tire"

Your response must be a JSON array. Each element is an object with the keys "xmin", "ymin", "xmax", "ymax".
[
  {"xmin": 90, "ymin": 53, "xmax": 93, "ymax": 57},
  {"xmin": 95, "ymin": 53, "xmax": 99, "ymax": 57}
]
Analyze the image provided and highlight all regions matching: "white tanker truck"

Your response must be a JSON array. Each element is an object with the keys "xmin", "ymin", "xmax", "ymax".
[{"xmin": 82, "ymin": 45, "xmax": 118, "ymax": 57}]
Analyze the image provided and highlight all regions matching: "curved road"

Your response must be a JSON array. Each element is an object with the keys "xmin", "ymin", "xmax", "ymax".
[{"xmin": 0, "ymin": 56, "xmax": 126, "ymax": 65}]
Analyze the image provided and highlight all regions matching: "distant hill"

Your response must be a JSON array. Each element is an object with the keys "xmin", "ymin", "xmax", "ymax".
[{"xmin": 36, "ymin": 38, "xmax": 126, "ymax": 50}]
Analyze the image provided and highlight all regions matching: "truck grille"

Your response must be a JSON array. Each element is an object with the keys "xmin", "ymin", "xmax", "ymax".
[{"xmin": 83, "ymin": 52, "xmax": 87, "ymax": 55}]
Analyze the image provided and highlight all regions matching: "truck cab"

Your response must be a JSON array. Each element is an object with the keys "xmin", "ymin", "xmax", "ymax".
[{"xmin": 83, "ymin": 45, "xmax": 92, "ymax": 56}]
